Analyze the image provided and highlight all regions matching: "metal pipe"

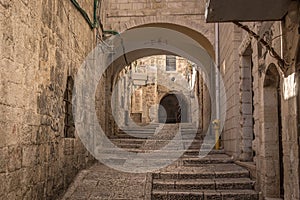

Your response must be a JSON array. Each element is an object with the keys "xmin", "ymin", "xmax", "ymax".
[
  {"xmin": 215, "ymin": 23, "xmax": 220, "ymax": 150},
  {"xmin": 280, "ymin": 22, "xmax": 283, "ymax": 59},
  {"xmin": 215, "ymin": 23, "xmax": 220, "ymax": 120}
]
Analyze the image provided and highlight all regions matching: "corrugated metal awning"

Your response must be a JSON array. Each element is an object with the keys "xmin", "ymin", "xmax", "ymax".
[{"xmin": 205, "ymin": 0, "xmax": 292, "ymax": 22}]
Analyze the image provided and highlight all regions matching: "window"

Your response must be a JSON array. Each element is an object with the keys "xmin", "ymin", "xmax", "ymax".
[
  {"xmin": 166, "ymin": 55, "xmax": 176, "ymax": 71},
  {"xmin": 64, "ymin": 76, "xmax": 75, "ymax": 138}
]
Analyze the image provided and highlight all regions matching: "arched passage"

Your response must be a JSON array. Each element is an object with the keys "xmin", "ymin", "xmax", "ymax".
[
  {"xmin": 107, "ymin": 15, "xmax": 215, "ymax": 59},
  {"xmin": 262, "ymin": 64, "xmax": 284, "ymax": 198},
  {"xmin": 158, "ymin": 93, "xmax": 189, "ymax": 123},
  {"xmin": 98, "ymin": 23, "xmax": 216, "ymax": 133},
  {"xmin": 128, "ymin": 22, "xmax": 215, "ymax": 60}
]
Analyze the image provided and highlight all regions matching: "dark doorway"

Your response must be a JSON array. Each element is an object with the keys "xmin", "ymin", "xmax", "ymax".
[{"xmin": 158, "ymin": 94, "xmax": 188, "ymax": 123}]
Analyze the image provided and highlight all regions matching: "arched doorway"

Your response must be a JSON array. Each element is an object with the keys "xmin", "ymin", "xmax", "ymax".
[
  {"xmin": 263, "ymin": 64, "xmax": 284, "ymax": 198},
  {"xmin": 158, "ymin": 94, "xmax": 188, "ymax": 123}
]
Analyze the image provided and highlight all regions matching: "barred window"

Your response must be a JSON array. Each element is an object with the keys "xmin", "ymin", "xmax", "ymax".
[{"xmin": 166, "ymin": 55, "xmax": 176, "ymax": 71}]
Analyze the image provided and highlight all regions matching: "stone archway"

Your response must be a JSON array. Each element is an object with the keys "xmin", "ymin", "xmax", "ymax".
[
  {"xmin": 126, "ymin": 20, "xmax": 215, "ymax": 59},
  {"xmin": 96, "ymin": 20, "xmax": 214, "ymax": 135},
  {"xmin": 159, "ymin": 94, "xmax": 179, "ymax": 123},
  {"xmin": 158, "ymin": 93, "xmax": 189, "ymax": 123},
  {"xmin": 262, "ymin": 63, "xmax": 284, "ymax": 198},
  {"xmin": 103, "ymin": 15, "xmax": 215, "ymax": 59}
]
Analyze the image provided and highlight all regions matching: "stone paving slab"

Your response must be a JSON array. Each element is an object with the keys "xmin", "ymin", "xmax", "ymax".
[{"xmin": 61, "ymin": 163, "xmax": 149, "ymax": 200}]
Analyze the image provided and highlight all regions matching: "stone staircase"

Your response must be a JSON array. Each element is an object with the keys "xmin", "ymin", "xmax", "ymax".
[
  {"xmin": 151, "ymin": 155, "xmax": 258, "ymax": 200},
  {"xmin": 101, "ymin": 123, "xmax": 258, "ymax": 200},
  {"xmin": 107, "ymin": 123, "xmax": 159, "ymax": 152}
]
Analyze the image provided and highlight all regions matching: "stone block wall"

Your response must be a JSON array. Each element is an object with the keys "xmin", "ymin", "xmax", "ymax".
[
  {"xmin": 218, "ymin": 6, "xmax": 300, "ymax": 198},
  {"xmin": 103, "ymin": 0, "xmax": 207, "ymax": 30},
  {"xmin": 219, "ymin": 13, "xmax": 300, "ymax": 200},
  {"xmin": 193, "ymin": 71, "xmax": 210, "ymax": 133},
  {"xmin": 141, "ymin": 84, "xmax": 157, "ymax": 123},
  {"xmin": 101, "ymin": 0, "xmax": 215, "ymax": 51},
  {"xmin": 219, "ymin": 23, "xmax": 242, "ymax": 158},
  {"xmin": 0, "ymin": 0, "xmax": 96, "ymax": 199},
  {"xmin": 280, "ymin": 9, "xmax": 300, "ymax": 199}
]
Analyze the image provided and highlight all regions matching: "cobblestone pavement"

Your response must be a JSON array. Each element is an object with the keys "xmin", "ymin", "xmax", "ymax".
[{"xmin": 61, "ymin": 162, "xmax": 150, "ymax": 200}]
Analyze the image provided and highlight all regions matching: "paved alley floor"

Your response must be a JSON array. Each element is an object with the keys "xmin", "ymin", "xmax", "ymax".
[{"xmin": 61, "ymin": 163, "xmax": 150, "ymax": 200}]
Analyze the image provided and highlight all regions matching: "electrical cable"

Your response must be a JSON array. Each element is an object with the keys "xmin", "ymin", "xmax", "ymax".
[
  {"xmin": 233, "ymin": 21, "xmax": 290, "ymax": 72},
  {"xmin": 70, "ymin": 0, "xmax": 98, "ymax": 29},
  {"xmin": 70, "ymin": 0, "xmax": 129, "ymax": 66}
]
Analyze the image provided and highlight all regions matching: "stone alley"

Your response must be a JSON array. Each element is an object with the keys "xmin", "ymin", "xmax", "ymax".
[{"xmin": 1, "ymin": 0, "xmax": 300, "ymax": 199}]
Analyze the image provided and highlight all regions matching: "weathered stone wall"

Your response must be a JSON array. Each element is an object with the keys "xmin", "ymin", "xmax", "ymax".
[
  {"xmin": 219, "ymin": 23, "xmax": 242, "ymax": 158},
  {"xmin": 218, "ymin": 3, "xmax": 300, "ymax": 198},
  {"xmin": 0, "ymin": 0, "xmax": 96, "ymax": 199},
  {"xmin": 141, "ymin": 84, "xmax": 157, "ymax": 123},
  {"xmin": 101, "ymin": 0, "xmax": 215, "ymax": 54},
  {"xmin": 244, "ymin": 20, "xmax": 300, "ymax": 199},
  {"xmin": 199, "ymin": 73, "xmax": 211, "ymax": 133},
  {"xmin": 279, "ymin": 5, "xmax": 300, "ymax": 198},
  {"xmin": 103, "ymin": 0, "xmax": 207, "ymax": 30}
]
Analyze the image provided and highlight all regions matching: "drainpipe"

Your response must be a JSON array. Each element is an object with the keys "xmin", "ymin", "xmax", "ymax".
[
  {"xmin": 214, "ymin": 23, "xmax": 221, "ymax": 150},
  {"xmin": 280, "ymin": 22, "xmax": 283, "ymax": 59}
]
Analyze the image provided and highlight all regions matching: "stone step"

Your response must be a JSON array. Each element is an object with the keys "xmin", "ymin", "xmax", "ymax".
[
  {"xmin": 180, "ymin": 130, "xmax": 200, "ymax": 133},
  {"xmin": 198, "ymin": 149, "xmax": 225, "ymax": 155},
  {"xmin": 119, "ymin": 126, "xmax": 199, "ymax": 131},
  {"xmin": 119, "ymin": 124, "xmax": 159, "ymax": 129},
  {"xmin": 115, "ymin": 132, "xmax": 205, "ymax": 140},
  {"xmin": 98, "ymin": 152, "xmax": 185, "ymax": 160},
  {"xmin": 99, "ymin": 148, "xmax": 225, "ymax": 155},
  {"xmin": 110, "ymin": 138, "xmax": 202, "ymax": 143},
  {"xmin": 182, "ymin": 155, "xmax": 233, "ymax": 165},
  {"xmin": 119, "ymin": 126, "xmax": 158, "ymax": 129},
  {"xmin": 113, "ymin": 133, "xmax": 155, "ymax": 139},
  {"xmin": 110, "ymin": 138, "xmax": 146, "ymax": 144},
  {"xmin": 119, "ymin": 129, "xmax": 157, "ymax": 132},
  {"xmin": 118, "ymin": 130, "xmax": 200, "ymax": 134},
  {"xmin": 183, "ymin": 149, "xmax": 226, "ymax": 155},
  {"xmin": 153, "ymin": 170, "xmax": 250, "ymax": 180},
  {"xmin": 110, "ymin": 143, "xmax": 143, "ymax": 148},
  {"xmin": 182, "ymin": 135, "xmax": 205, "ymax": 140},
  {"xmin": 117, "ymin": 131, "xmax": 156, "ymax": 136},
  {"xmin": 109, "ymin": 137, "xmax": 208, "ymax": 141},
  {"xmin": 152, "ymin": 190, "xmax": 259, "ymax": 200},
  {"xmin": 152, "ymin": 178, "xmax": 255, "ymax": 190},
  {"xmin": 152, "ymin": 164, "xmax": 250, "ymax": 179},
  {"xmin": 101, "ymin": 157, "xmax": 176, "ymax": 168},
  {"xmin": 186, "ymin": 142, "xmax": 213, "ymax": 149},
  {"xmin": 112, "ymin": 134, "xmax": 205, "ymax": 141},
  {"xmin": 96, "ymin": 153, "xmax": 235, "ymax": 166}
]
